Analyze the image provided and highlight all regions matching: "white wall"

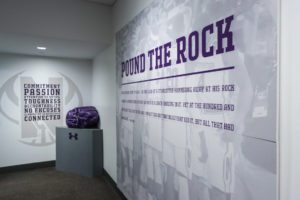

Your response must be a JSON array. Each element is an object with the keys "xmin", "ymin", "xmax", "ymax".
[
  {"xmin": 0, "ymin": 53, "xmax": 92, "ymax": 167},
  {"xmin": 92, "ymin": 44, "xmax": 117, "ymax": 180},
  {"xmin": 280, "ymin": 0, "xmax": 300, "ymax": 199},
  {"xmin": 95, "ymin": 1, "xmax": 299, "ymax": 195},
  {"xmin": 92, "ymin": 0, "xmax": 153, "ymax": 181}
]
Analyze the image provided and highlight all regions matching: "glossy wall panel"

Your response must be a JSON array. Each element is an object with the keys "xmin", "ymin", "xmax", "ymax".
[{"xmin": 116, "ymin": 0, "xmax": 278, "ymax": 199}]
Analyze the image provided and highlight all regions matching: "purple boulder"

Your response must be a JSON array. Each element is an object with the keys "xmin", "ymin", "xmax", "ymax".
[{"xmin": 66, "ymin": 106, "xmax": 99, "ymax": 129}]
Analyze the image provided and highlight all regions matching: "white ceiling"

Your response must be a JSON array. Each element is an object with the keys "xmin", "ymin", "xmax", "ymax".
[
  {"xmin": 0, "ymin": 32, "xmax": 108, "ymax": 59},
  {"xmin": 0, "ymin": 0, "xmax": 114, "ymax": 59}
]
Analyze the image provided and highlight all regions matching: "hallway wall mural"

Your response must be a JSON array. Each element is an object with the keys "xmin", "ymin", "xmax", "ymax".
[
  {"xmin": 0, "ymin": 55, "xmax": 92, "ymax": 167},
  {"xmin": 0, "ymin": 72, "xmax": 83, "ymax": 147},
  {"xmin": 116, "ymin": 0, "xmax": 278, "ymax": 200}
]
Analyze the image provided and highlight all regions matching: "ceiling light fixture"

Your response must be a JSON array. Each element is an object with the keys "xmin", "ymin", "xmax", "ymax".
[{"xmin": 37, "ymin": 46, "xmax": 47, "ymax": 50}]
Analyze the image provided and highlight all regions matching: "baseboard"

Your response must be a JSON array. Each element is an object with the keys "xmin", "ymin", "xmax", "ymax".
[
  {"xmin": 0, "ymin": 161, "xmax": 55, "ymax": 174},
  {"xmin": 103, "ymin": 169, "xmax": 128, "ymax": 200}
]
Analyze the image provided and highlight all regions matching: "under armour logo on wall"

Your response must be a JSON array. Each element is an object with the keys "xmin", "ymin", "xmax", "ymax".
[{"xmin": 69, "ymin": 132, "xmax": 78, "ymax": 140}]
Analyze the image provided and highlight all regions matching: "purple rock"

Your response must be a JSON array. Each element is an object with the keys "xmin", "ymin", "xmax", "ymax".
[{"xmin": 66, "ymin": 106, "xmax": 100, "ymax": 129}]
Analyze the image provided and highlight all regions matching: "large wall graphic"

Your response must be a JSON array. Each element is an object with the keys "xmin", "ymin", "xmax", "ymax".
[
  {"xmin": 0, "ymin": 55, "xmax": 92, "ymax": 167},
  {"xmin": 0, "ymin": 72, "xmax": 82, "ymax": 147},
  {"xmin": 116, "ymin": 0, "xmax": 278, "ymax": 200}
]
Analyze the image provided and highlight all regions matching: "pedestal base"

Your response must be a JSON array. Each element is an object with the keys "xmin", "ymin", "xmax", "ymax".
[{"xmin": 56, "ymin": 127, "xmax": 103, "ymax": 177}]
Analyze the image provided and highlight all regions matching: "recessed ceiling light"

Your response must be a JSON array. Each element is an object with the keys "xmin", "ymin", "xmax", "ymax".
[{"xmin": 37, "ymin": 46, "xmax": 47, "ymax": 50}]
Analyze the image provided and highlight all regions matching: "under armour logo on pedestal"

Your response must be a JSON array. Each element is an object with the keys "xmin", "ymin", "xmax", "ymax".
[{"xmin": 69, "ymin": 132, "xmax": 78, "ymax": 140}]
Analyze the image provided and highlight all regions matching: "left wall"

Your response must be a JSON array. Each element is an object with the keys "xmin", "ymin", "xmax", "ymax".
[{"xmin": 0, "ymin": 53, "xmax": 93, "ymax": 167}]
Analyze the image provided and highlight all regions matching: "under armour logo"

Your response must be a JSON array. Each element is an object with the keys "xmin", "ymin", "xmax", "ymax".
[{"xmin": 69, "ymin": 132, "xmax": 78, "ymax": 140}]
